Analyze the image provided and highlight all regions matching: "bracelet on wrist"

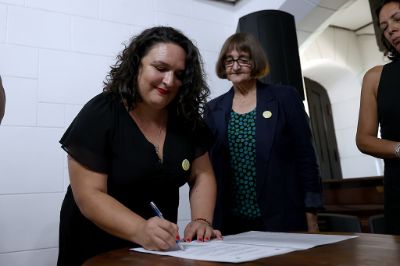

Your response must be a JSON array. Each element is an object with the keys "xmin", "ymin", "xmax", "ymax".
[
  {"xmin": 395, "ymin": 143, "xmax": 400, "ymax": 159},
  {"xmin": 192, "ymin": 218, "xmax": 212, "ymax": 227}
]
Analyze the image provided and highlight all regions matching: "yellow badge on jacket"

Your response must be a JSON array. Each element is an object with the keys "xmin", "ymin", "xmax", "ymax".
[
  {"xmin": 263, "ymin": 111, "xmax": 272, "ymax": 118},
  {"xmin": 182, "ymin": 159, "xmax": 190, "ymax": 171}
]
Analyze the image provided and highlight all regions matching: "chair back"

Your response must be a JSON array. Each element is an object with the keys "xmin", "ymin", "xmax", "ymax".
[
  {"xmin": 368, "ymin": 214, "xmax": 385, "ymax": 234},
  {"xmin": 318, "ymin": 213, "xmax": 362, "ymax": 233}
]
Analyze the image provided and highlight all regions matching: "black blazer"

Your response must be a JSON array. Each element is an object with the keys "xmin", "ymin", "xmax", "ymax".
[{"xmin": 205, "ymin": 81, "xmax": 323, "ymax": 232}]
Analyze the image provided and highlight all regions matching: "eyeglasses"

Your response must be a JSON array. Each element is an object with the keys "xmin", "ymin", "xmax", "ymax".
[{"xmin": 224, "ymin": 57, "xmax": 251, "ymax": 67}]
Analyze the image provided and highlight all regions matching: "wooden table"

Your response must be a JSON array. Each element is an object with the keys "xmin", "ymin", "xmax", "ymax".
[{"xmin": 84, "ymin": 233, "xmax": 400, "ymax": 266}]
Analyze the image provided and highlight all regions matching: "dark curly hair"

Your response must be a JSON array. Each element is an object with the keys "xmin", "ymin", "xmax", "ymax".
[
  {"xmin": 376, "ymin": 0, "xmax": 400, "ymax": 60},
  {"xmin": 103, "ymin": 26, "xmax": 210, "ymax": 129}
]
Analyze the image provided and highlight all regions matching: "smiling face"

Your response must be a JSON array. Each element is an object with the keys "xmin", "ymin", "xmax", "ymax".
[
  {"xmin": 224, "ymin": 49, "xmax": 253, "ymax": 85},
  {"xmin": 137, "ymin": 42, "xmax": 186, "ymax": 110},
  {"xmin": 379, "ymin": 1, "xmax": 400, "ymax": 53}
]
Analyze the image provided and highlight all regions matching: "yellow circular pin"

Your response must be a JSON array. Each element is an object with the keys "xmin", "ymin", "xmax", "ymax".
[
  {"xmin": 263, "ymin": 111, "xmax": 272, "ymax": 118},
  {"xmin": 182, "ymin": 159, "xmax": 190, "ymax": 171}
]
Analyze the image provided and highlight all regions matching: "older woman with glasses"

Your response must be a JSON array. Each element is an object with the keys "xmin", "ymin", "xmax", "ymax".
[{"xmin": 204, "ymin": 32, "xmax": 323, "ymax": 235}]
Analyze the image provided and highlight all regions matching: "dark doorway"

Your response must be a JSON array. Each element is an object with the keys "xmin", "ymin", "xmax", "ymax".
[{"xmin": 305, "ymin": 77, "xmax": 342, "ymax": 180}]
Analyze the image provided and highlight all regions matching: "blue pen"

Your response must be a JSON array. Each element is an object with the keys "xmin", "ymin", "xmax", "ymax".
[{"xmin": 150, "ymin": 201, "xmax": 184, "ymax": 250}]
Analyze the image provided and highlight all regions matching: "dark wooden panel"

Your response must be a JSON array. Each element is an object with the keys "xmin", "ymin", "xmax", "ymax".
[{"xmin": 321, "ymin": 176, "xmax": 384, "ymax": 232}]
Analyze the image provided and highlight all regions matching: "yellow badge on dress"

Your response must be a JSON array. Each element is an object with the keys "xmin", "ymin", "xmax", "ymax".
[
  {"xmin": 182, "ymin": 159, "xmax": 190, "ymax": 171},
  {"xmin": 263, "ymin": 111, "xmax": 272, "ymax": 118}
]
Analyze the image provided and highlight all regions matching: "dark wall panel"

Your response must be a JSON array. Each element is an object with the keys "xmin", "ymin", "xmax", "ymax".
[{"xmin": 237, "ymin": 10, "xmax": 304, "ymax": 100}]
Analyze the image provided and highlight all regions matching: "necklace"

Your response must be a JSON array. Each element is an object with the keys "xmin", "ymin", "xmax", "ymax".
[
  {"xmin": 152, "ymin": 126, "xmax": 163, "ymax": 162},
  {"xmin": 130, "ymin": 111, "xmax": 165, "ymax": 162}
]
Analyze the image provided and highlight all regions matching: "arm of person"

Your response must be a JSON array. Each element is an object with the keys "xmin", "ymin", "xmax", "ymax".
[
  {"xmin": 183, "ymin": 152, "xmax": 222, "ymax": 241},
  {"xmin": 68, "ymin": 156, "xmax": 179, "ymax": 251},
  {"xmin": 0, "ymin": 75, "xmax": 5, "ymax": 124},
  {"xmin": 356, "ymin": 65, "xmax": 400, "ymax": 159},
  {"xmin": 282, "ymin": 86, "xmax": 323, "ymax": 232},
  {"xmin": 306, "ymin": 212, "xmax": 319, "ymax": 233}
]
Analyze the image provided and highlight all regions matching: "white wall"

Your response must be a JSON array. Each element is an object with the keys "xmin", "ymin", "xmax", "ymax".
[
  {"xmin": 301, "ymin": 26, "xmax": 388, "ymax": 178},
  {"xmin": 0, "ymin": 0, "xmax": 287, "ymax": 265}
]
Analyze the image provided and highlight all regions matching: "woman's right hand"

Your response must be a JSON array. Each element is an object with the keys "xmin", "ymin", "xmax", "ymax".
[{"xmin": 136, "ymin": 216, "xmax": 180, "ymax": 251}]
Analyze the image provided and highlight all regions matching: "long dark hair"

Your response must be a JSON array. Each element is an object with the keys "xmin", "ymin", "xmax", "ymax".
[
  {"xmin": 376, "ymin": 0, "xmax": 400, "ymax": 60},
  {"xmin": 103, "ymin": 26, "xmax": 210, "ymax": 129}
]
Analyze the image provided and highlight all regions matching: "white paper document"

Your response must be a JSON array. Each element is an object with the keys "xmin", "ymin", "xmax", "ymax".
[{"xmin": 131, "ymin": 231, "xmax": 357, "ymax": 263}]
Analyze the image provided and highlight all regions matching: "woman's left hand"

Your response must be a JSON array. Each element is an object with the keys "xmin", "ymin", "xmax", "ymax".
[{"xmin": 183, "ymin": 219, "xmax": 222, "ymax": 242}]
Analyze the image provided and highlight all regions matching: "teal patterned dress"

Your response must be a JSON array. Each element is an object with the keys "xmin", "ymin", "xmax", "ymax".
[{"xmin": 227, "ymin": 109, "xmax": 261, "ymax": 219}]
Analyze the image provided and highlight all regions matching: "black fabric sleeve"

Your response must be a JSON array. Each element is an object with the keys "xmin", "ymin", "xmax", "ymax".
[
  {"xmin": 192, "ymin": 123, "xmax": 213, "ymax": 159},
  {"xmin": 281, "ymin": 86, "xmax": 324, "ymax": 210},
  {"xmin": 60, "ymin": 92, "xmax": 116, "ymax": 174}
]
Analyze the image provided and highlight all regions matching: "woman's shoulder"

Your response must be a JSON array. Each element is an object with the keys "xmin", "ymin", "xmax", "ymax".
[
  {"xmin": 364, "ymin": 65, "xmax": 383, "ymax": 78},
  {"xmin": 76, "ymin": 91, "xmax": 122, "ymax": 122},
  {"xmin": 260, "ymin": 82, "xmax": 300, "ymax": 100},
  {"xmin": 207, "ymin": 89, "xmax": 232, "ymax": 104},
  {"xmin": 265, "ymin": 83, "xmax": 297, "ymax": 92},
  {"xmin": 84, "ymin": 91, "xmax": 119, "ymax": 110},
  {"xmin": 86, "ymin": 91, "xmax": 117, "ymax": 105},
  {"xmin": 362, "ymin": 65, "xmax": 383, "ymax": 95}
]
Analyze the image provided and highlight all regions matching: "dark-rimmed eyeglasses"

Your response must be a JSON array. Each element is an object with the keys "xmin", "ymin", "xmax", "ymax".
[{"xmin": 224, "ymin": 57, "xmax": 251, "ymax": 67}]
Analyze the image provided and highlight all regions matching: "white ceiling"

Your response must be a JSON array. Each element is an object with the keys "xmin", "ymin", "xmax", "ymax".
[
  {"xmin": 206, "ymin": 0, "xmax": 376, "ymax": 41},
  {"xmin": 329, "ymin": 0, "xmax": 373, "ymax": 34}
]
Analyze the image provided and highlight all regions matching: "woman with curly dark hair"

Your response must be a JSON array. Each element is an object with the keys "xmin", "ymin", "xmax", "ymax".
[
  {"xmin": 103, "ymin": 26, "xmax": 209, "ymax": 128},
  {"xmin": 58, "ymin": 26, "xmax": 221, "ymax": 266}
]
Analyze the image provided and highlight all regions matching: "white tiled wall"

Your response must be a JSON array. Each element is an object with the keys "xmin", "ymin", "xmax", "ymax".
[
  {"xmin": 0, "ymin": 193, "xmax": 63, "ymax": 253},
  {"xmin": 0, "ymin": 248, "xmax": 58, "ymax": 266},
  {"xmin": 101, "ymin": 0, "xmax": 156, "ymax": 26},
  {"xmin": 71, "ymin": 17, "xmax": 133, "ymax": 56},
  {"xmin": 0, "ymin": 5, "xmax": 6, "ymax": 42},
  {"xmin": 25, "ymin": 0, "xmax": 99, "ymax": 18},
  {"xmin": 0, "ymin": 44, "xmax": 38, "ymax": 78},
  {"xmin": 8, "ymin": 6, "xmax": 71, "ymax": 50},
  {"xmin": 1, "ymin": 77, "xmax": 37, "ymax": 126},
  {"xmin": 0, "ymin": 127, "xmax": 64, "ymax": 194},
  {"xmin": 37, "ymin": 49, "xmax": 113, "ymax": 104},
  {"xmin": 1, "ymin": 0, "xmax": 292, "ymax": 264}
]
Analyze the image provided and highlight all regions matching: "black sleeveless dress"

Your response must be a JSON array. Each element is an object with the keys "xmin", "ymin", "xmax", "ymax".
[{"xmin": 377, "ymin": 59, "xmax": 400, "ymax": 235}]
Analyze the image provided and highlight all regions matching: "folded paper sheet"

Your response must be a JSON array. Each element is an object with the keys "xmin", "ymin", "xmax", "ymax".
[{"xmin": 131, "ymin": 231, "xmax": 357, "ymax": 263}]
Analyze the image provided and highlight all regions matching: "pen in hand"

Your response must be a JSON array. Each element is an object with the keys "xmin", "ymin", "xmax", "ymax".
[{"xmin": 150, "ymin": 201, "xmax": 184, "ymax": 250}]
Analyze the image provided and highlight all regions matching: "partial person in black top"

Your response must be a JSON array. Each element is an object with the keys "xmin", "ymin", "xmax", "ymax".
[
  {"xmin": 356, "ymin": 0, "xmax": 400, "ymax": 235},
  {"xmin": 58, "ymin": 26, "xmax": 222, "ymax": 266},
  {"xmin": 0, "ymin": 75, "xmax": 5, "ymax": 124}
]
